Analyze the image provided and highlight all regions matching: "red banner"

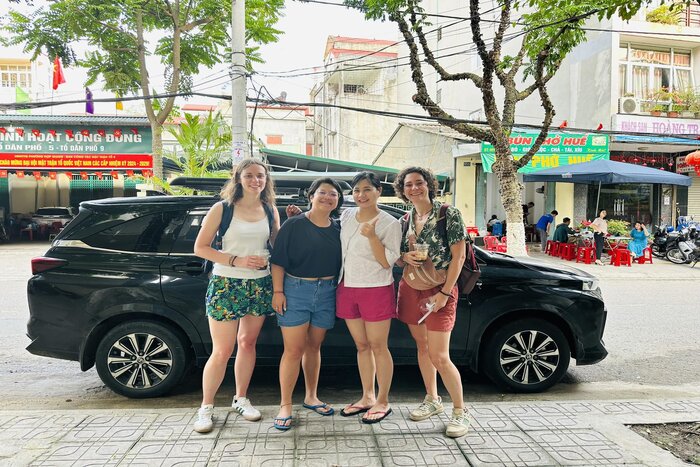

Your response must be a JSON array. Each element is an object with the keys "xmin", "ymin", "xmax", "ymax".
[{"xmin": 0, "ymin": 153, "xmax": 153, "ymax": 169}]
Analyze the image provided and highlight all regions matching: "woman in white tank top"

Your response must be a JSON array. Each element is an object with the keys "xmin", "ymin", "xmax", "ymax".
[{"xmin": 191, "ymin": 159, "xmax": 280, "ymax": 433}]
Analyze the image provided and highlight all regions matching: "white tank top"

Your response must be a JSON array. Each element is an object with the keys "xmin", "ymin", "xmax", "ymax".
[{"xmin": 212, "ymin": 216, "xmax": 270, "ymax": 279}]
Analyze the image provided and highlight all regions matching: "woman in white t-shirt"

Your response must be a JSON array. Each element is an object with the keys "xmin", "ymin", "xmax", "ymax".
[{"xmin": 337, "ymin": 172, "xmax": 401, "ymax": 424}]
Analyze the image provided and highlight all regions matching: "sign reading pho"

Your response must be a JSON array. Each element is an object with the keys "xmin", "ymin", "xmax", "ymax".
[
  {"xmin": 481, "ymin": 132, "xmax": 609, "ymax": 173},
  {"xmin": 0, "ymin": 125, "xmax": 152, "ymax": 170}
]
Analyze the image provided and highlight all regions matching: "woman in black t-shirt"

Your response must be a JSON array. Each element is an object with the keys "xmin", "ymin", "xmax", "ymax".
[{"xmin": 270, "ymin": 177, "xmax": 343, "ymax": 430}]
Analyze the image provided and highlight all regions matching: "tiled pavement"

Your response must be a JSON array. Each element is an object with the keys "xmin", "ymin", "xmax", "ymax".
[{"xmin": 1, "ymin": 399, "xmax": 699, "ymax": 466}]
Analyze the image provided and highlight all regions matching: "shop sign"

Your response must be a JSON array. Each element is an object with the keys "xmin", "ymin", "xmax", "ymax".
[
  {"xmin": 676, "ymin": 156, "xmax": 693, "ymax": 174},
  {"xmin": 0, "ymin": 124, "xmax": 152, "ymax": 155},
  {"xmin": 0, "ymin": 153, "xmax": 153, "ymax": 169},
  {"xmin": 480, "ymin": 132, "xmax": 609, "ymax": 173},
  {"xmin": 612, "ymin": 114, "xmax": 700, "ymax": 135}
]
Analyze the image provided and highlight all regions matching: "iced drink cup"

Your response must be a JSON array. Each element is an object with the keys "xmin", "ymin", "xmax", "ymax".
[{"xmin": 414, "ymin": 243, "xmax": 429, "ymax": 261}]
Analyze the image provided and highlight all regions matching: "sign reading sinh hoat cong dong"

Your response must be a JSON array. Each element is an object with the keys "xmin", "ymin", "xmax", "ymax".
[
  {"xmin": 481, "ymin": 132, "xmax": 609, "ymax": 173},
  {"xmin": 0, "ymin": 125, "xmax": 153, "ymax": 170}
]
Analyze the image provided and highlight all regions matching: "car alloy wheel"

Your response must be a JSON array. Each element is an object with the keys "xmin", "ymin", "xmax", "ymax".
[
  {"xmin": 483, "ymin": 318, "xmax": 570, "ymax": 393},
  {"xmin": 95, "ymin": 321, "xmax": 188, "ymax": 398},
  {"xmin": 106, "ymin": 333, "xmax": 173, "ymax": 389},
  {"xmin": 499, "ymin": 330, "xmax": 559, "ymax": 385}
]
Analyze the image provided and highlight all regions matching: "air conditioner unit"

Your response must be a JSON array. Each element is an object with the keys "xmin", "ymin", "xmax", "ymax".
[{"xmin": 618, "ymin": 97, "xmax": 642, "ymax": 114}]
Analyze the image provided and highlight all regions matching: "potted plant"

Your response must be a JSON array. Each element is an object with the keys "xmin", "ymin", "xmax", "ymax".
[
  {"xmin": 648, "ymin": 88, "xmax": 671, "ymax": 116},
  {"xmin": 607, "ymin": 219, "xmax": 631, "ymax": 237},
  {"xmin": 668, "ymin": 90, "xmax": 686, "ymax": 117}
]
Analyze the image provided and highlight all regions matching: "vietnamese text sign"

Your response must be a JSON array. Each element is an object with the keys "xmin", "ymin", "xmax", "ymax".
[
  {"xmin": 480, "ymin": 133, "xmax": 609, "ymax": 173},
  {"xmin": 0, "ymin": 125, "xmax": 152, "ymax": 155},
  {"xmin": 0, "ymin": 153, "xmax": 153, "ymax": 169},
  {"xmin": 612, "ymin": 114, "xmax": 700, "ymax": 135}
]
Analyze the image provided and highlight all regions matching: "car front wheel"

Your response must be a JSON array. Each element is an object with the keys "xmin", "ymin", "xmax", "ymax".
[
  {"xmin": 483, "ymin": 319, "xmax": 570, "ymax": 393},
  {"xmin": 95, "ymin": 321, "xmax": 188, "ymax": 398}
]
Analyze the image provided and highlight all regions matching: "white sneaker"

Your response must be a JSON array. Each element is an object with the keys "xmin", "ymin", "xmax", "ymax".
[
  {"xmin": 193, "ymin": 405, "xmax": 214, "ymax": 433},
  {"xmin": 232, "ymin": 396, "xmax": 262, "ymax": 421},
  {"xmin": 595, "ymin": 259, "xmax": 605, "ymax": 266},
  {"xmin": 445, "ymin": 407, "xmax": 471, "ymax": 438},
  {"xmin": 409, "ymin": 395, "xmax": 444, "ymax": 421}
]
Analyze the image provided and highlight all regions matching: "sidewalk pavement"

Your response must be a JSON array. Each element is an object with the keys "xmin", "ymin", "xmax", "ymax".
[{"xmin": 2, "ymin": 399, "xmax": 699, "ymax": 466}]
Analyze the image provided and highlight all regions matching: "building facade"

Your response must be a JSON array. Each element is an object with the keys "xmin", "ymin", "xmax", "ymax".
[{"xmin": 310, "ymin": 36, "xmax": 400, "ymax": 163}]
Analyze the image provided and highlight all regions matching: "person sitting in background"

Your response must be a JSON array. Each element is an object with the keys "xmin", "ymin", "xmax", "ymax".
[
  {"xmin": 552, "ymin": 217, "xmax": 575, "ymax": 243},
  {"xmin": 627, "ymin": 221, "xmax": 649, "ymax": 259},
  {"xmin": 486, "ymin": 215, "xmax": 502, "ymax": 236}
]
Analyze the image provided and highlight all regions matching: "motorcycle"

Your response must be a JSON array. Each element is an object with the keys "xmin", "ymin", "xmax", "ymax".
[
  {"xmin": 665, "ymin": 226, "xmax": 700, "ymax": 265},
  {"xmin": 651, "ymin": 224, "xmax": 670, "ymax": 258}
]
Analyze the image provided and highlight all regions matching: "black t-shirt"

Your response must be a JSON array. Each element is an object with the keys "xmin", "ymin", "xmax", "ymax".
[{"xmin": 271, "ymin": 214, "xmax": 341, "ymax": 277}]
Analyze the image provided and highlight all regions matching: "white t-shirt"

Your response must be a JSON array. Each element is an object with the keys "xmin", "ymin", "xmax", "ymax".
[
  {"xmin": 212, "ymin": 216, "xmax": 270, "ymax": 279},
  {"xmin": 339, "ymin": 208, "xmax": 401, "ymax": 288},
  {"xmin": 591, "ymin": 217, "xmax": 608, "ymax": 235}
]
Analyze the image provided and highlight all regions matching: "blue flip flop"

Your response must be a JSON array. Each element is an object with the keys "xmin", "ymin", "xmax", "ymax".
[
  {"xmin": 303, "ymin": 403, "xmax": 335, "ymax": 416},
  {"xmin": 273, "ymin": 416, "xmax": 293, "ymax": 431}
]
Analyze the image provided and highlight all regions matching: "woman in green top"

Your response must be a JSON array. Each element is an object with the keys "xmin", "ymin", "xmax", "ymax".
[{"xmin": 393, "ymin": 166, "xmax": 470, "ymax": 438}]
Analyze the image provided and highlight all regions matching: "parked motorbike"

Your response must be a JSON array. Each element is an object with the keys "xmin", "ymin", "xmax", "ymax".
[
  {"xmin": 651, "ymin": 224, "xmax": 670, "ymax": 258},
  {"xmin": 665, "ymin": 226, "xmax": 700, "ymax": 265}
]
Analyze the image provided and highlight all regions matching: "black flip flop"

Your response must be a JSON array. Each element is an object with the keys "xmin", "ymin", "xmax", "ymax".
[
  {"xmin": 361, "ymin": 408, "xmax": 393, "ymax": 424},
  {"xmin": 340, "ymin": 404, "xmax": 372, "ymax": 417}
]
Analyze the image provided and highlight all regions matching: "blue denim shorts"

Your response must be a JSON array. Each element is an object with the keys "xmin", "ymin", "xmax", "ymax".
[{"xmin": 277, "ymin": 275, "xmax": 337, "ymax": 329}]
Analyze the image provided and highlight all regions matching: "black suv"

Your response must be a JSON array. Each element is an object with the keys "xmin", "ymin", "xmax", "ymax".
[{"xmin": 27, "ymin": 177, "xmax": 607, "ymax": 398}]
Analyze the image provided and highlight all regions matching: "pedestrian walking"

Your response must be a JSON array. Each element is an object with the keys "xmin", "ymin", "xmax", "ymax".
[
  {"xmin": 270, "ymin": 177, "xmax": 343, "ymax": 430},
  {"xmin": 393, "ymin": 166, "xmax": 471, "ymax": 438},
  {"xmin": 337, "ymin": 172, "xmax": 401, "ymax": 424},
  {"xmin": 192, "ymin": 158, "xmax": 280, "ymax": 433}
]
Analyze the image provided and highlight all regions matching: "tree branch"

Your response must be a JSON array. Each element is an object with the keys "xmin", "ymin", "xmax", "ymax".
[
  {"xmin": 515, "ymin": 26, "xmax": 571, "ymax": 168},
  {"xmin": 393, "ymin": 11, "xmax": 492, "ymax": 143},
  {"xmin": 181, "ymin": 17, "xmax": 213, "ymax": 32},
  {"xmin": 469, "ymin": 0, "xmax": 502, "ymax": 130},
  {"xmin": 492, "ymin": 0, "xmax": 512, "ymax": 86},
  {"xmin": 135, "ymin": 10, "xmax": 156, "ymax": 123},
  {"xmin": 409, "ymin": 15, "xmax": 483, "ymax": 88},
  {"xmin": 156, "ymin": 1, "xmax": 181, "ymax": 124}
]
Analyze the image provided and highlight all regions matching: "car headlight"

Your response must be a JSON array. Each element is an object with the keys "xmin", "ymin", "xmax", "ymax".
[{"xmin": 582, "ymin": 279, "xmax": 599, "ymax": 291}]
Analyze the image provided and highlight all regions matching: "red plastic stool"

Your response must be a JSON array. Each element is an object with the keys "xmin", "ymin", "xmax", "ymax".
[
  {"xmin": 611, "ymin": 249, "xmax": 632, "ymax": 267},
  {"xmin": 576, "ymin": 246, "xmax": 596, "ymax": 264},
  {"xmin": 545, "ymin": 240, "xmax": 555, "ymax": 254},
  {"xmin": 637, "ymin": 247, "xmax": 653, "ymax": 264},
  {"xmin": 548, "ymin": 242, "xmax": 561, "ymax": 257},
  {"xmin": 559, "ymin": 243, "xmax": 577, "ymax": 261}
]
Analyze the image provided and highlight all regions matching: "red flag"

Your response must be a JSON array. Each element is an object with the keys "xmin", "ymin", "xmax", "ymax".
[
  {"xmin": 0, "ymin": 170, "xmax": 7, "ymax": 178},
  {"xmin": 65, "ymin": 172, "xmax": 73, "ymax": 179},
  {"xmin": 52, "ymin": 56, "xmax": 66, "ymax": 90},
  {"xmin": 17, "ymin": 171, "xmax": 25, "ymax": 178},
  {"xmin": 126, "ymin": 170, "xmax": 134, "ymax": 178},
  {"xmin": 95, "ymin": 171, "xmax": 103, "ymax": 180},
  {"xmin": 80, "ymin": 172, "xmax": 88, "ymax": 180},
  {"xmin": 33, "ymin": 171, "xmax": 42, "ymax": 180},
  {"xmin": 142, "ymin": 170, "xmax": 152, "ymax": 178},
  {"xmin": 49, "ymin": 172, "xmax": 57, "ymax": 180},
  {"xmin": 110, "ymin": 171, "xmax": 118, "ymax": 180}
]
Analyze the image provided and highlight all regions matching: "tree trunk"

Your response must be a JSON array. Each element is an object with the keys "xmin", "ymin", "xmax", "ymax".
[
  {"xmin": 493, "ymin": 152, "xmax": 527, "ymax": 256},
  {"xmin": 151, "ymin": 122, "xmax": 164, "ymax": 180}
]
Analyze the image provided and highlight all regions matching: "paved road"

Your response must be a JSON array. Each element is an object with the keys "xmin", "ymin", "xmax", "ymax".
[{"xmin": 1, "ymin": 242, "xmax": 699, "ymax": 411}]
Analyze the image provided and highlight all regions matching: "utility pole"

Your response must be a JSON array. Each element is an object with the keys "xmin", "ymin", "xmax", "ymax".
[{"xmin": 231, "ymin": 0, "xmax": 248, "ymax": 164}]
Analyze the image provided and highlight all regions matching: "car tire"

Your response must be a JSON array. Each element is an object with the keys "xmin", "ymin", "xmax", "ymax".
[
  {"xmin": 95, "ymin": 321, "xmax": 188, "ymax": 398},
  {"xmin": 483, "ymin": 318, "xmax": 570, "ymax": 393}
]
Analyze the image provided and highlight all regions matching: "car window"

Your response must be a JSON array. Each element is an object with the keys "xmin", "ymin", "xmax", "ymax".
[
  {"xmin": 170, "ymin": 214, "xmax": 204, "ymax": 254},
  {"xmin": 83, "ymin": 211, "xmax": 185, "ymax": 253}
]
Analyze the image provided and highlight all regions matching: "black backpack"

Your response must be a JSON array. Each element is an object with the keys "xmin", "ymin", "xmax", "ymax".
[
  {"xmin": 401, "ymin": 204, "xmax": 481, "ymax": 295},
  {"xmin": 204, "ymin": 200, "xmax": 275, "ymax": 274}
]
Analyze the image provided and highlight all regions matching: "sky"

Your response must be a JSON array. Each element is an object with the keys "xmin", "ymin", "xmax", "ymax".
[{"xmin": 0, "ymin": 0, "xmax": 398, "ymax": 113}]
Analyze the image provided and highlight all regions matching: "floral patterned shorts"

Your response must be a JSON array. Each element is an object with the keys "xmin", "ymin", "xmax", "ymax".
[{"xmin": 205, "ymin": 275, "xmax": 275, "ymax": 321}]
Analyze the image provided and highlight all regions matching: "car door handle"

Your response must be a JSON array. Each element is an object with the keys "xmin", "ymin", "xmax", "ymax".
[{"xmin": 172, "ymin": 262, "xmax": 205, "ymax": 274}]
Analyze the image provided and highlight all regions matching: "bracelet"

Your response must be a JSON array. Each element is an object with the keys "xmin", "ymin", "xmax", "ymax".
[
  {"xmin": 229, "ymin": 255, "xmax": 237, "ymax": 267},
  {"xmin": 438, "ymin": 289, "xmax": 452, "ymax": 297},
  {"xmin": 273, "ymin": 291, "xmax": 284, "ymax": 294}
]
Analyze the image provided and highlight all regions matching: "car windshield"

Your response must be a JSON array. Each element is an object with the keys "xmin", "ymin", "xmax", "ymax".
[{"xmin": 35, "ymin": 208, "xmax": 70, "ymax": 216}]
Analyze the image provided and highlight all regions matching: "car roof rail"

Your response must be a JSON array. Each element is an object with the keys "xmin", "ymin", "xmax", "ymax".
[{"xmin": 169, "ymin": 173, "xmax": 353, "ymax": 192}]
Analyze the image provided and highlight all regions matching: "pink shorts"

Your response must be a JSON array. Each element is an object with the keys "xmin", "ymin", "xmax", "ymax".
[
  {"xmin": 396, "ymin": 279, "xmax": 457, "ymax": 332},
  {"xmin": 336, "ymin": 281, "xmax": 397, "ymax": 322}
]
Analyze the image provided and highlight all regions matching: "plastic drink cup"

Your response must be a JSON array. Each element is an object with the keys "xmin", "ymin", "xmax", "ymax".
[
  {"xmin": 255, "ymin": 249, "xmax": 270, "ymax": 269},
  {"xmin": 414, "ymin": 243, "xmax": 429, "ymax": 261}
]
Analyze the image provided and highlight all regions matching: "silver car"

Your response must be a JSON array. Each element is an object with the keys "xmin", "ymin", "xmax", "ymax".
[{"xmin": 31, "ymin": 207, "xmax": 75, "ymax": 227}]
